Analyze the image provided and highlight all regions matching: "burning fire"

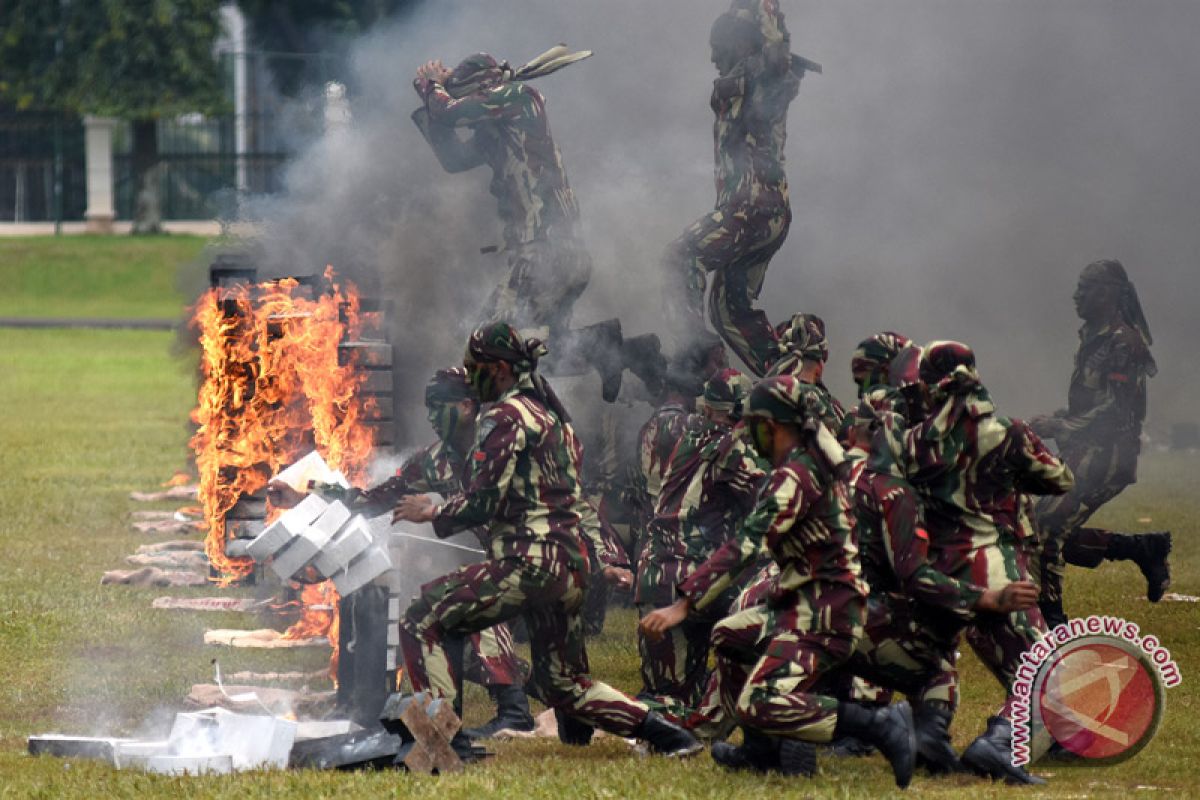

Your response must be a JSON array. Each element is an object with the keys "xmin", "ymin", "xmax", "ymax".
[{"xmin": 188, "ymin": 266, "xmax": 376, "ymax": 680}]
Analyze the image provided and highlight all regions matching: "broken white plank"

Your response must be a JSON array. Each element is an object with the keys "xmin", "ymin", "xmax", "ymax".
[{"xmin": 203, "ymin": 629, "xmax": 329, "ymax": 648}]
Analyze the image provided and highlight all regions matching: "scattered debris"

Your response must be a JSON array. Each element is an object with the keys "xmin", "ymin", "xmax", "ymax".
[
  {"xmin": 185, "ymin": 684, "xmax": 336, "ymax": 717},
  {"xmin": 226, "ymin": 669, "xmax": 329, "ymax": 684},
  {"xmin": 130, "ymin": 485, "xmax": 199, "ymax": 502},
  {"xmin": 132, "ymin": 518, "xmax": 204, "ymax": 535},
  {"xmin": 101, "ymin": 567, "xmax": 208, "ymax": 588},
  {"xmin": 1159, "ymin": 592, "xmax": 1199, "ymax": 603},
  {"xmin": 138, "ymin": 540, "xmax": 206, "ymax": 554},
  {"xmin": 203, "ymin": 628, "xmax": 329, "ymax": 648},
  {"xmin": 127, "ymin": 551, "xmax": 208, "ymax": 570},
  {"xmin": 152, "ymin": 596, "xmax": 266, "ymax": 613}
]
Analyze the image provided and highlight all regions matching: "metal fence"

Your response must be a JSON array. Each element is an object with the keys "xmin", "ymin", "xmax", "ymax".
[{"xmin": 0, "ymin": 111, "xmax": 86, "ymax": 222}]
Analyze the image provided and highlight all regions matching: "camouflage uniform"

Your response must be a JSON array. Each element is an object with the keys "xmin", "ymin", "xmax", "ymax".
[
  {"xmin": 678, "ymin": 377, "xmax": 867, "ymax": 743},
  {"xmin": 1034, "ymin": 260, "xmax": 1163, "ymax": 614},
  {"xmin": 399, "ymin": 328, "xmax": 654, "ymax": 738},
  {"xmin": 664, "ymin": 0, "xmax": 804, "ymax": 376},
  {"xmin": 637, "ymin": 371, "xmax": 765, "ymax": 712},
  {"xmin": 765, "ymin": 312, "xmax": 846, "ymax": 430},
  {"xmin": 414, "ymin": 54, "xmax": 658, "ymax": 399},
  {"xmin": 903, "ymin": 342, "xmax": 1073, "ymax": 721}
]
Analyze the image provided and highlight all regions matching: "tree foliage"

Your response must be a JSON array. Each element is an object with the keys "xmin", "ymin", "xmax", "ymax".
[{"xmin": 0, "ymin": 0, "xmax": 227, "ymax": 117}]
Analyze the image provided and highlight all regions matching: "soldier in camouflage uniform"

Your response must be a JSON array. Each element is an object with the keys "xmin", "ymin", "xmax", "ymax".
[
  {"xmin": 393, "ymin": 322, "xmax": 701, "ymax": 757},
  {"xmin": 636, "ymin": 369, "xmax": 764, "ymax": 715},
  {"xmin": 1029, "ymin": 260, "xmax": 1170, "ymax": 627},
  {"xmin": 663, "ymin": 0, "xmax": 812, "ymax": 376},
  {"xmin": 642, "ymin": 376, "xmax": 916, "ymax": 787},
  {"xmin": 267, "ymin": 367, "xmax": 533, "ymax": 738},
  {"xmin": 842, "ymin": 344, "xmax": 1043, "ymax": 776},
  {"xmin": 766, "ymin": 312, "xmax": 846, "ymax": 430},
  {"xmin": 903, "ymin": 342, "xmax": 1073, "ymax": 784},
  {"xmin": 412, "ymin": 50, "xmax": 663, "ymax": 402}
]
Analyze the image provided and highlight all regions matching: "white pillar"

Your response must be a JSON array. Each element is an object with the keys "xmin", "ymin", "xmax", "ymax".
[{"xmin": 83, "ymin": 115, "xmax": 117, "ymax": 233}]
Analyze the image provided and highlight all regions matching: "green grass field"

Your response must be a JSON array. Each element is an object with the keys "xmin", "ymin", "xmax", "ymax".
[{"xmin": 0, "ymin": 238, "xmax": 1196, "ymax": 798}]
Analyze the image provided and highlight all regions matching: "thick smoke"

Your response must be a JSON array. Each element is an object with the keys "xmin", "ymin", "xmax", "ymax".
[{"xmin": 243, "ymin": 0, "xmax": 1200, "ymax": 442}]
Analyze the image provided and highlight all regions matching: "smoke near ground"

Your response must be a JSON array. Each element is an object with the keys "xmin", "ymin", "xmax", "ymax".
[{"xmin": 240, "ymin": 0, "xmax": 1200, "ymax": 442}]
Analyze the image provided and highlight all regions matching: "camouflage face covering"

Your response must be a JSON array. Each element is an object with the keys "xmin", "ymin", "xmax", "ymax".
[
  {"xmin": 1078, "ymin": 258, "xmax": 1154, "ymax": 350},
  {"xmin": 919, "ymin": 340, "xmax": 983, "ymax": 398},
  {"xmin": 776, "ymin": 312, "xmax": 829, "ymax": 363},
  {"xmin": 851, "ymin": 331, "xmax": 911, "ymax": 394},
  {"xmin": 425, "ymin": 366, "xmax": 476, "ymax": 406},
  {"xmin": 464, "ymin": 321, "xmax": 570, "ymax": 421},
  {"xmin": 701, "ymin": 367, "xmax": 752, "ymax": 418},
  {"xmin": 746, "ymin": 375, "xmax": 827, "ymax": 426}
]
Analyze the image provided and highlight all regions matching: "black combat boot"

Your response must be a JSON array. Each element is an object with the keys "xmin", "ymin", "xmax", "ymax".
[
  {"xmin": 1107, "ymin": 532, "xmax": 1172, "ymax": 602},
  {"xmin": 623, "ymin": 333, "xmax": 667, "ymax": 399},
  {"xmin": 912, "ymin": 701, "xmax": 963, "ymax": 775},
  {"xmin": 637, "ymin": 711, "xmax": 704, "ymax": 758},
  {"xmin": 581, "ymin": 318, "xmax": 625, "ymax": 402},
  {"xmin": 824, "ymin": 734, "xmax": 875, "ymax": 757},
  {"xmin": 448, "ymin": 730, "xmax": 489, "ymax": 764},
  {"xmin": 961, "ymin": 716, "xmax": 1045, "ymax": 785},
  {"xmin": 463, "ymin": 685, "xmax": 535, "ymax": 739},
  {"xmin": 554, "ymin": 707, "xmax": 595, "ymax": 746},
  {"xmin": 710, "ymin": 728, "xmax": 780, "ymax": 772},
  {"xmin": 833, "ymin": 701, "xmax": 916, "ymax": 789}
]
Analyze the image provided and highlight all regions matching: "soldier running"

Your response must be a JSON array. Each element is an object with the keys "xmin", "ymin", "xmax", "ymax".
[{"xmin": 1029, "ymin": 259, "xmax": 1171, "ymax": 627}]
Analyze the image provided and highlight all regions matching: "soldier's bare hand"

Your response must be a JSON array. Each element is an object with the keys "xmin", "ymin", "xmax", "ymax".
[
  {"xmin": 266, "ymin": 480, "xmax": 305, "ymax": 509},
  {"xmin": 393, "ymin": 494, "xmax": 436, "ymax": 524},
  {"xmin": 640, "ymin": 599, "xmax": 690, "ymax": 641},
  {"xmin": 977, "ymin": 581, "xmax": 1040, "ymax": 614},
  {"xmin": 602, "ymin": 566, "xmax": 633, "ymax": 590}
]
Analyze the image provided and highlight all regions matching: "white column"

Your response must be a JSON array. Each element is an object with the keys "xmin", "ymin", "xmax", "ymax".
[{"xmin": 83, "ymin": 115, "xmax": 117, "ymax": 233}]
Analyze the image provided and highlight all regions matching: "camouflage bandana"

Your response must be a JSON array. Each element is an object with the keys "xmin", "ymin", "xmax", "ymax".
[
  {"xmin": 776, "ymin": 312, "xmax": 829, "ymax": 363},
  {"xmin": 745, "ymin": 375, "xmax": 826, "ymax": 426},
  {"xmin": 1080, "ymin": 258, "xmax": 1155, "ymax": 357},
  {"xmin": 444, "ymin": 53, "xmax": 504, "ymax": 98},
  {"xmin": 464, "ymin": 321, "xmax": 570, "ymax": 422},
  {"xmin": 851, "ymin": 331, "xmax": 911, "ymax": 394},
  {"xmin": 700, "ymin": 367, "xmax": 752, "ymax": 418},
  {"xmin": 919, "ymin": 341, "xmax": 984, "ymax": 398},
  {"xmin": 424, "ymin": 366, "xmax": 476, "ymax": 406}
]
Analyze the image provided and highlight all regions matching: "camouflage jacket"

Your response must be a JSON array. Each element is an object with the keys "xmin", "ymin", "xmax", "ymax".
[
  {"xmin": 626, "ymin": 401, "xmax": 692, "ymax": 536},
  {"xmin": 636, "ymin": 418, "xmax": 766, "ymax": 606},
  {"xmin": 903, "ymin": 391, "xmax": 1074, "ymax": 578},
  {"xmin": 712, "ymin": 0, "xmax": 801, "ymax": 210},
  {"xmin": 432, "ymin": 384, "xmax": 599, "ymax": 572},
  {"xmin": 317, "ymin": 440, "xmax": 466, "ymax": 519},
  {"xmin": 415, "ymin": 81, "xmax": 580, "ymax": 248},
  {"xmin": 1055, "ymin": 322, "xmax": 1154, "ymax": 449},
  {"xmin": 679, "ymin": 442, "xmax": 866, "ymax": 612}
]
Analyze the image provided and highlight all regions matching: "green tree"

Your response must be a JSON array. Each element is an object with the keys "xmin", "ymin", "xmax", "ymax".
[{"xmin": 0, "ymin": 0, "xmax": 227, "ymax": 233}]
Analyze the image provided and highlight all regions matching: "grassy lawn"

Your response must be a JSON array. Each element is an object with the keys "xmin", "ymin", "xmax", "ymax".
[
  {"xmin": 0, "ymin": 237, "xmax": 1196, "ymax": 797},
  {"xmin": 0, "ymin": 235, "xmax": 209, "ymax": 319}
]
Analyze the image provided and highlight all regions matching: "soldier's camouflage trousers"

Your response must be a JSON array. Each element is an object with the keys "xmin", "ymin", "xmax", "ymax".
[
  {"xmin": 846, "ymin": 595, "xmax": 958, "ymax": 710},
  {"xmin": 399, "ymin": 554, "xmax": 649, "ymax": 736},
  {"xmin": 637, "ymin": 604, "xmax": 716, "ymax": 715},
  {"xmin": 464, "ymin": 624, "xmax": 525, "ymax": 687},
  {"xmin": 710, "ymin": 583, "xmax": 864, "ymax": 742},
  {"xmin": 1037, "ymin": 441, "xmax": 1137, "ymax": 605},
  {"xmin": 664, "ymin": 203, "xmax": 790, "ymax": 377}
]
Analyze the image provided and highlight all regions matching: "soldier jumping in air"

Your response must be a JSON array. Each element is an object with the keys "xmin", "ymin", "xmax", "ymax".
[
  {"xmin": 1029, "ymin": 259, "xmax": 1171, "ymax": 627},
  {"xmin": 664, "ymin": 0, "xmax": 813, "ymax": 377},
  {"xmin": 412, "ymin": 48, "xmax": 663, "ymax": 402},
  {"xmin": 393, "ymin": 322, "xmax": 701, "ymax": 759}
]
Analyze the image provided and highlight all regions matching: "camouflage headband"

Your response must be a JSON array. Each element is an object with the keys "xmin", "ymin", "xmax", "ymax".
[
  {"xmin": 701, "ymin": 368, "xmax": 752, "ymax": 417},
  {"xmin": 746, "ymin": 375, "xmax": 827, "ymax": 425},
  {"xmin": 444, "ymin": 46, "xmax": 593, "ymax": 98},
  {"xmin": 888, "ymin": 344, "xmax": 924, "ymax": 391},
  {"xmin": 424, "ymin": 366, "xmax": 476, "ymax": 406},
  {"xmin": 1079, "ymin": 259, "xmax": 1154, "ymax": 347},
  {"xmin": 776, "ymin": 312, "xmax": 829, "ymax": 363},
  {"xmin": 466, "ymin": 321, "xmax": 548, "ymax": 373},
  {"xmin": 919, "ymin": 340, "xmax": 983, "ymax": 397},
  {"xmin": 851, "ymin": 331, "xmax": 911, "ymax": 388}
]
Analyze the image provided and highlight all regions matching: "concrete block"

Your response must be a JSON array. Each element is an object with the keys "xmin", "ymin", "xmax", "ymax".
[
  {"xmin": 247, "ymin": 494, "xmax": 327, "ymax": 562},
  {"xmin": 314, "ymin": 516, "xmax": 374, "ymax": 577},
  {"xmin": 27, "ymin": 735, "xmax": 134, "ymax": 764},
  {"xmin": 270, "ymin": 501, "xmax": 351, "ymax": 580},
  {"xmin": 332, "ymin": 544, "xmax": 392, "ymax": 596},
  {"xmin": 288, "ymin": 728, "xmax": 403, "ymax": 770},
  {"xmin": 168, "ymin": 707, "xmax": 296, "ymax": 770}
]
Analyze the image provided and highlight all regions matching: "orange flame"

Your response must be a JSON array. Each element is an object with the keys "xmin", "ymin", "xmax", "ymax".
[{"xmin": 188, "ymin": 266, "xmax": 377, "ymax": 682}]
